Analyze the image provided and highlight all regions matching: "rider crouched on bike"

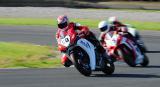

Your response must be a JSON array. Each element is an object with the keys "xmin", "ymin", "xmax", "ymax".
[
  {"xmin": 98, "ymin": 20, "xmax": 128, "ymax": 48},
  {"xmin": 108, "ymin": 16, "xmax": 126, "ymax": 28},
  {"xmin": 98, "ymin": 21, "xmax": 144, "ymax": 63},
  {"xmin": 108, "ymin": 16, "xmax": 136, "ymax": 41},
  {"xmin": 108, "ymin": 16, "xmax": 146, "ymax": 52},
  {"xmin": 56, "ymin": 15, "xmax": 109, "ymax": 67}
]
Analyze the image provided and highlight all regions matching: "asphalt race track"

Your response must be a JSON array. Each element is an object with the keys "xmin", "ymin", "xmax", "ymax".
[{"xmin": 0, "ymin": 25, "xmax": 160, "ymax": 87}]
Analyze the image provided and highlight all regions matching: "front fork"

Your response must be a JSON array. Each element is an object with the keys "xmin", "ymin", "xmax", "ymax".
[{"xmin": 69, "ymin": 53, "xmax": 75, "ymax": 64}]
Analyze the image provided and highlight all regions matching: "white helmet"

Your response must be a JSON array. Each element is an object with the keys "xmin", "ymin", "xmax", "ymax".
[
  {"xmin": 108, "ymin": 16, "xmax": 118, "ymax": 24},
  {"xmin": 98, "ymin": 21, "xmax": 109, "ymax": 32}
]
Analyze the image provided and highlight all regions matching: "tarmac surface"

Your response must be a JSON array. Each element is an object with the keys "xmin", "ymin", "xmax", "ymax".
[
  {"xmin": 0, "ymin": 25, "xmax": 160, "ymax": 87},
  {"xmin": 0, "ymin": 7, "xmax": 160, "ymax": 87}
]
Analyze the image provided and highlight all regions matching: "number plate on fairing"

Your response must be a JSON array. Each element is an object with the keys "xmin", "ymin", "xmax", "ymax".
[{"xmin": 60, "ymin": 35, "xmax": 70, "ymax": 47}]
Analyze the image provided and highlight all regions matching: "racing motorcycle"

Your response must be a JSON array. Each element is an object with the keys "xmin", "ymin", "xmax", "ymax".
[
  {"xmin": 103, "ymin": 31, "xmax": 149, "ymax": 67},
  {"xmin": 57, "ymin": 29, "xmax": 115, "ymax": 76}
]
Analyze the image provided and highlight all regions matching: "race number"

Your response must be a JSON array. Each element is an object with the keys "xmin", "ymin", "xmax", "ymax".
[{"xmin": 60, "ymin": 35, "xmax": 70, "ymax": 47}]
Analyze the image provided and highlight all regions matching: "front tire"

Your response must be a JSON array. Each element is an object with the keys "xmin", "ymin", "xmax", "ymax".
[
  {"xmin": 70, "ymin": 47, "xmax": 91, "ymax": 76},
  {"xmin": 140, "ymin": 54, "xmax": 149, "ymax": 67},
  {"xmin": 117, "ymin": 46, "xmax": 136, "ymax": 67}
]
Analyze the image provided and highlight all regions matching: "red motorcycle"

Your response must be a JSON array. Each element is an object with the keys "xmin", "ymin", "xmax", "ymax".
[
  {"xmin": 103, "ymin": 31, "xmax": 149, "ymax": 67},
  {"xmin": 57, "ymin": 29, "xmax": 114, "ymax": 76}
]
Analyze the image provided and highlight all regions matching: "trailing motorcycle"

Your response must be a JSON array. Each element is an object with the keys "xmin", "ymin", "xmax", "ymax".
[
  {"xmin": 57, "ymin": 29, "xmax": 115, "ymax": 76},
  {"xmin": 103, "ymin": 31, "xmax": 149, "ymax": 67}
]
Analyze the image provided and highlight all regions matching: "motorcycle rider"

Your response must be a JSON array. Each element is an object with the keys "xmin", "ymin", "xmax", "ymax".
[
  {"xmin": 98, "ymin": 20, "xmax": 128, "ymax": 46},
  {"xmin": 108, "ymin": 16, "xmax": 136, "ymax": 41},
  {"xmin": 108, "ymin": 16, "xmax": 146, "ymax": 52},
  {"xmin": 56, "ymin": 15, "xmax": 109, "ymax": 67},
  {"xmin": 108, "ymin": 16, "xmax": 126, "ymax": 28},
  {"xmin": 98, "ymin": 20, "xmax": 144, "ymax": 64}
]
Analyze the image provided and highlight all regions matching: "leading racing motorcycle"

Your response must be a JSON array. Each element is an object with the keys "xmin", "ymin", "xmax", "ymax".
[
  {"xmin": 103, "ymin": 31, "xmax": 149, "ymax": 67},
  {"xmin": 57, "ymin": 29, "xmax": 115, "ymax": 76}
]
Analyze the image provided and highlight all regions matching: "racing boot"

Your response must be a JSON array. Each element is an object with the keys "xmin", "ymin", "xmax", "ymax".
[
  {"xmin": 63, "ymin": 59, "xmax": 72, "ymax": 67},
  {"xmin": 61, "ymin": 54, "xmax": 72, "ymax": 67}
]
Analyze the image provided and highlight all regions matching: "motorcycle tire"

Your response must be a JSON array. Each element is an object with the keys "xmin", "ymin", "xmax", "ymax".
[
  {"xmin": 70, "ymin": 47, "xmax": 92, "ymax": 76},
  {"xmin": 101, "ymin": 59, "xmax": 115, "ymax": 75},
  {"xmin": 140, "ymin": 54, "xmax": 149, "ymax": 67},
  {"xmin": 118, "ymin": 46, "xmax": 136, "ymax": 67}
]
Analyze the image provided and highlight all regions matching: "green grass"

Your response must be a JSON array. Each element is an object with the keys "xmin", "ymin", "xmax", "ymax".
[
  {"xmin": 0, "ymin": 17, "xmax": 160, "ymax": 30},
  {"xmin": 0, "ymin": 18, "xmax": 54, "ymax": 26},
  {"xmin": 122, "ymin": 20, "xmax": 160, "ymax": 30},
  {"xmin": 0, "ymin": 42, "xmax": 61, "ymax": 68}
]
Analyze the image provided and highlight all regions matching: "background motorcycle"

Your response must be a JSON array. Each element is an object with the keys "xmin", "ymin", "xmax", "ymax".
[
  {"xmin": 103, "ymin": 31, "xmax": 149, "ymax": 67},
  {"xmin": 57, "ymin": 29, "xmax": 114, "ymax": 76}
]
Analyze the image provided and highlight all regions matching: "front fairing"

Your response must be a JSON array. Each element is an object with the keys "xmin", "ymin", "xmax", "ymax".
[
  {"xmin": 57, "ymin": 29, "xmax": 77, "ymax": 53},
  {"xmin": 57, "ymin": 35, "xmax": 71, "ymax": 52},
  {"xmin": 105, "ymin": 32, "xmax": 119, "ymax": 49}
]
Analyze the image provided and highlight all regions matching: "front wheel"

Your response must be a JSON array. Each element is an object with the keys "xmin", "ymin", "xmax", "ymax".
[
  {"xmin": 117, "ymin": 46, "xmax": 136, "ymax": 67},
  {"xmin": 70, "ymin": 47, "xmax": 92, "ymax": 76},
  {"xmin": 140, "ymin": 54, "xmax": 149, "ymax": 67}
]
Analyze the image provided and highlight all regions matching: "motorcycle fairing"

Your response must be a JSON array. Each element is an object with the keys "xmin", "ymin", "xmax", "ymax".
[{"xmin": 77, "ymin": 38, "xmax": 96, "ymax": 70}]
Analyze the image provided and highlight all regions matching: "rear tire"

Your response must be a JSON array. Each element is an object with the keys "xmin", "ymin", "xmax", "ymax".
[
  {"xmin": 102, "ymin": 59, "xmax": 115, "ymax": 75},
  {"xmin": 71, "ymin": 47, "xmax": 92, "ymax": 76}
]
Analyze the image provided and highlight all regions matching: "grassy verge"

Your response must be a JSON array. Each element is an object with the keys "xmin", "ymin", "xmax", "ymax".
[
  {"xmin": 122, "ymin": 20, "xmax": 160, "ymax": 30},
  {"xmin": 0, "ymin": 42, "xmax": 61, "ymax": 68},
  {"xmin": 0, "ymin": 18, "xmax": 160, "ymax": 30}
]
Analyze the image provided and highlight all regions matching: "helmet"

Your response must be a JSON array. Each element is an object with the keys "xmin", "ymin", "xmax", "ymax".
[
  {"xmin": 108, "ymin": 16, "xmax": 118, "ymax": 24},
  {"xmin": 57, "ymin": 15, "xmax": 69, "ymax": 29},
  {"xmin": 98, "ymin": 21, "xmax": 109, "ymax": 32}
]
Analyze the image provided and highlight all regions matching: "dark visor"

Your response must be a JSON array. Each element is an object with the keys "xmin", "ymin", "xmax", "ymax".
[
  {"xmin": 100, "ymin": 25, "xmax": 108, "ymax": 32},
  {"xmin": 58, "ymin": 22, "xmax": 68, "ymax": 29}
]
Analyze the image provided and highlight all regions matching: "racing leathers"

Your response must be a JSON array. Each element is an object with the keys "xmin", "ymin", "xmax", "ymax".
[
  {"xmin": 99, "ymin": 25, "xmax": 128, "ymax": 46},
  {"xmin": 110, "ymin": 21, "xmax": 145, "ymax": 51}
]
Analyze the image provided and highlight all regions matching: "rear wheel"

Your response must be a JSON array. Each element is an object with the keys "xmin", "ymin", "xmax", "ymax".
[
  {"xmin": 71, "ymin": 47, "xmax": 91, "ymax": 76},
  {"xmin": 117, "ymin": 46, "xmax": 136, "ymax": 67},
  {"xmin": 102, "ymin": 59, "xmax": 115, "ymax": 75}
]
